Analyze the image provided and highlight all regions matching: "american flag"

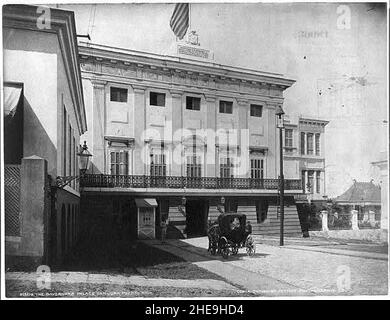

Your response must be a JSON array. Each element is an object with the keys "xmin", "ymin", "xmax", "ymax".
[{"xmin": 169, "ymin": 3, "xmax": 189, "ymax": 40}]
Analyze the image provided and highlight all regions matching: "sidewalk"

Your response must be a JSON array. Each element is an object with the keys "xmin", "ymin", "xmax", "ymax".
[
  {"xmin": 141, "ymin": 237, "xmax": 388, "ymax": 296},
  {"xmin": 6, "ymin": 271, "xmax": 237, "ymax": 291},
  {"xmin": 140, "ymin": 240, "xmax": 314, "ymax": 296}
]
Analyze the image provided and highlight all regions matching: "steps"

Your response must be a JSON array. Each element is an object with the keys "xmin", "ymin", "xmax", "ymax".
[{"xmin": 243, "ymin": 205, "xmax": 303, "ymax": 236}]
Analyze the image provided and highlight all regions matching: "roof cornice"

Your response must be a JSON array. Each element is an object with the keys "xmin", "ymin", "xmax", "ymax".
[
  {"xmin": 3, "ymin": 4, "xmax": 87, "ymax": 135},
  {"xmin": 78, "ymin": 42, "xmax": 296, "ymax": 89}
]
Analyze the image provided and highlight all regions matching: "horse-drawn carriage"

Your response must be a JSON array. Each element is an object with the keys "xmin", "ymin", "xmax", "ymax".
[{"xmin": 207, "ymin": 213, "xmax": 256, "ymax": 259}]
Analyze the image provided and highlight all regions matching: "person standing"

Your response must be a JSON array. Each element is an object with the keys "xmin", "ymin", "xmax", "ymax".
[{"xmin": 161, "ymin": 217, "xmax": 168, "ymax": 243}]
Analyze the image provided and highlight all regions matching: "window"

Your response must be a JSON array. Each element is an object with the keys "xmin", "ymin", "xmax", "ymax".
[
  {"xmin": 308, "ymin": 171, "xmax": 314, "ymax": 194},
  {"xmin": 150, "ymin": 153, "xmax": 166, "ymax": 176},
  {"xmin": 251, "ymin": 159, "xmax": 264, "ymax": 179},
  {"xmin": 110, "ymin": 151, "xmax": 128, "ymax": 175},
  {"xmin": 307, "ymin": 133, "xmax": 314, "ymax": 155},
  {"xmin": 301, "ymin": 170, "xmax": 306, "ymax": 192},
  {"xmin": 140, "ymin": 207, "xmax": 153, "ymax": 226},
  {"xmin": 110, "ymin": 87, "xmax": 128, "ymax": 102},
  {"xmin": 300, "ymin": 132, "xmax": 305, "ymax": 155},
  {"xmin": 220, "ymin": 158, "xmax": 234, "ymax": 178},
  {"xmin": 315, "ymin": 133, "xmax": 320, "ymax": 156},
  {"xmin": 219, "ymin": 100, "xmax": 233, "ymax": 114},
  {"xmin": 150, "ymin": 92, "xmax": 165, "ymax": 106},
  {"xmin": 285, "ymin": 129, "xmax": 293, "ymax": 148},
  {"xmin": 250, "ymin": 104, "xmax": 263, "ymax": 117},
  {"xmin": 186, "ymin": 96, "xmax": 201, "ymax": 110},
  {"xmin": 186, "ymin": 155, "xmax": 202, "ymax": 177},
  {"xmin": 316, "ymin": 171, "xmax": 321, "ymax": 193}
]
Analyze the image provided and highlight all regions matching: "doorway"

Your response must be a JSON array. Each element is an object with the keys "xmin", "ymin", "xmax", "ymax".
[{"xmin": 186, "ymin": 200, "xmax": 208, "ymax": 237}]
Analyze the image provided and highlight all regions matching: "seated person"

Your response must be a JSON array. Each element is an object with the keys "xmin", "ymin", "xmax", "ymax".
[
  {"xmin": 230, "ymin": 217, "xmax": 240, "ymax": 230},
  {"xmin": 244, "ymin": 221, "xmax": 252, "ymax": 239}
]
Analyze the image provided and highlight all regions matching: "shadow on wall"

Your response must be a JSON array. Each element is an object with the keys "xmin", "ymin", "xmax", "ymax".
[{"xmin": 22, "ymin": 97, "xmax": 57, "ymax": 177}]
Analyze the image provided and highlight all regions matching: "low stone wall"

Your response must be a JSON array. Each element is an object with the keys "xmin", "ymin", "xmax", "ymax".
[{"xmin": 309, "ymin": 229, "xmax": 388, "ymax": 243}]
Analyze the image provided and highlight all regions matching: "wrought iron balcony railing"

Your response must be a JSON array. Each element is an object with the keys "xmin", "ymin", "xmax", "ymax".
[{"xmin": 80, "ymin": 174, "xmax": 303, "ymax": 191}]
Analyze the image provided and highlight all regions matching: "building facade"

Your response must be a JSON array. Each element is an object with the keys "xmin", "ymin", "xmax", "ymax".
[
  {"xmin": 78, "ymin": 42, "xmax": 304, "ymax": 239},
  {"xmin": 283, "ymin": 117, "xmax": 329, "ymax": 204},
  {"xmin": 3, "ymin": 5, "xmax": 86, "ymax": 268}
]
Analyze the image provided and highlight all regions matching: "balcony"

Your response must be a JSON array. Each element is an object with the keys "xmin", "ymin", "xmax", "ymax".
[{"xmin": 80, "ymin": 174, "xmax": 302, "ymax": 191}]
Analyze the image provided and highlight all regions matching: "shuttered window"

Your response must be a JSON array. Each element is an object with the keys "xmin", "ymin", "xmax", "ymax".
[
  {"xmin": 110, "ymin": 151, "xmax": 128, "ymax": 175},
  {"xmin": 220, "ymin": 158, "xmax": 234, "ymax": 178},
  {"xmin": 251, "ymin": 159, "xmax": 264, "ymax": 179},
  {"xmin": 150, "ymin": 153, "xmax": 166, "ymax": 176},
  {"xmin": 186, "ymin": 155, "xmax": 202, "ymax": 177}
]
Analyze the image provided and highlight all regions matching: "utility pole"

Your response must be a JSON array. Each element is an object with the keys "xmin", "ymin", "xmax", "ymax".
[{"xmin": 276, "ymin": 106, "xmax": 285, "ymax": 246}]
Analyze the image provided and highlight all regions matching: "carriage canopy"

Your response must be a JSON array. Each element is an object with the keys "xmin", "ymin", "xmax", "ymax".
[{"xmin": 217, "ymin": 213, "xmax": 246, "ymax": 237}]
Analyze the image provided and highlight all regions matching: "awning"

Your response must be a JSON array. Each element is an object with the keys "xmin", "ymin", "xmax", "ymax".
[
  {"xmin": 135, "ymin": 198, "xmax": 158, "ymax": 208},
  {"xmin": 3, "ymin": 84, "xmax": 23, "ymax": 117}
]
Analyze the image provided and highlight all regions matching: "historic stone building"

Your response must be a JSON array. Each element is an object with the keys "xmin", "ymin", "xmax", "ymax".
[
  {"xmin": 283, "ymin": 116, "xmax": 329, "ymax": 204},
  {"xmin": 78, "ymin": 42, "xmax": 304, "ymax": 239}
]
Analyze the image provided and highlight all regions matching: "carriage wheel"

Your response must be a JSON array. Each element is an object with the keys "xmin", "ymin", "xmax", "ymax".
[
  {"xmin": 221, "ymin": 247, "xmax": 230, "ymax": 259},
  {"xmin": 220, "ymin": 237, "xmax": 230, "ymax": 259}
]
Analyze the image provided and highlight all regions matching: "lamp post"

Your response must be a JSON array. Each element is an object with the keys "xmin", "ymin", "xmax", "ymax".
[{"xmin": 276, "ymin": 106, "xmax": 285, "ymax": 246}]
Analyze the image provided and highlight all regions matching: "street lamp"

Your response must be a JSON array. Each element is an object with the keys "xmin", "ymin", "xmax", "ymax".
[
  {"xmin": 275, "ymin": 105, "xmax": 285, "ymax": 246},
  {"xmin": 56, "ymin": 141, "xmax": 92, "ymax": 188},
  {"xmin": 78, "ymin": 141, "xmax": 92, "ymax": 175}
]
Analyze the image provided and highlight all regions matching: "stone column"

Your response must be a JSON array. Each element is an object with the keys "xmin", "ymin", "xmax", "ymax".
[
  {"xmin": 20, "ymin": 156, "xmax": 48, "ymax": 267},
  {"xmin": 320, "ymin": 210, "xmax": 329, "ymax": 232},
  {"xmin": 237, "ymin": 99, "xmax": 250, "ymax": 178},
  {"xmin": 266, "ymin": 105, "xmax": 277, "ymax": 178},
  {"xmin": 351, "ymin": 209, "xmax": 359, "ymax": 230},
  {"xmin": 171, "ymin": 90, "xmax": 183, "ymax": 176},
  {"xmin": 133, "ymin": 85, "xmax": 146, "ymax": 175},
  {"xmin": 91, "ymin": 80, "xmax": 107, "ymax": 173},
  {"xmin": 205, "ymin": 94, "xmax": 217, "ymax": 177}
]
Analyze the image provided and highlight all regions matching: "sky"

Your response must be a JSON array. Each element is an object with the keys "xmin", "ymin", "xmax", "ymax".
[{"xmin": 58, "ymin": 2, "xmax": 388, "ymax": 197}]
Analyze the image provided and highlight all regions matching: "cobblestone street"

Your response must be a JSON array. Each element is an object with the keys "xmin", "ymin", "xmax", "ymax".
[{"xmin": 5, "ymin": 236, "xmax": 388, "ymax": 298}]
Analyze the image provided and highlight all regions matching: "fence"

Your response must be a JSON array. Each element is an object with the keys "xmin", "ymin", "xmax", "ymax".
[
  {"xmin": 80, "ymin": 174, "xmax": 303, "ymax": 190},
  {"xmin": 4, "ymin": 165, "xmax": 21, "ymax": 236},
  {"xmin": 307, "ymin": 210, "xmax": 381, "ymax": 232}
]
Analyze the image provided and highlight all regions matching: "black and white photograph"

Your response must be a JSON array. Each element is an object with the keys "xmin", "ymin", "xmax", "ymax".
[{"xmin": 1, "ymin": 0, "xmax": 388, "ymax": 301}]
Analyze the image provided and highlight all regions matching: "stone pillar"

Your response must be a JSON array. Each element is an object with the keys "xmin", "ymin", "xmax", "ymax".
[
  {"xmin": 237, "ymin": 99, "xmax": 250, "ymax": 178},
  {"xmin": 91, "ymin": 80, "xmax": 107, "ymax": 173},
  {"xmin": 320, "ymin": 210, "xmax": 329, "ymax": 232},
  {"xmin": 171, "ymin": 90, "xmax": 183, "ymax": 176},
  {"xmin": 168, "ymin": 198, "xmax": 186, "ymax": 239},
  {"xmin": 19, "ymin": 156, "xmax": 48, "ymax": 267},
  {"xmin": 266, "ymin": 105, "xmax": 277, "ymax": 178},
  {"xmin": 351, "ymin": 209, "xmax": 359, "ymax": 230},
  {"xmin": 205, "ymin": 94, "xmax": 217, "ymax": 177},
  {"xmin": 133, "ymin": 85, "xmax": 146, "ymax": 175}
]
